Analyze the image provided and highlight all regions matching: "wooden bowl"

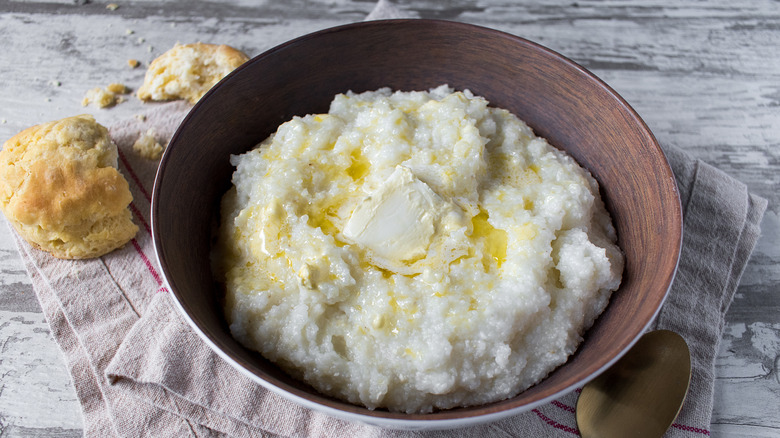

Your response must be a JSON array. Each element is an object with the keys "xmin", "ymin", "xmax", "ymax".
[{"xmin": 152, "ymin": 19, "xmax": 682, "ymax": 429}]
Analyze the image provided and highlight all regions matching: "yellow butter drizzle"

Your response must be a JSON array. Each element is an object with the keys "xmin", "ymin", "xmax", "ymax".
[
  {"xmin": 471, "ymin": 209, "xmax": 508, "ymax": 268},
  {"xmin": 346, "ymin": 148, "xmax": 370, "ymax": 181}
]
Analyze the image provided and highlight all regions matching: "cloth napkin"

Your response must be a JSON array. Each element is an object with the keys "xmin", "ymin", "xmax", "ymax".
[{"xmin": 7, "ymin": 2, "xmax": 768, "ymax": 437}]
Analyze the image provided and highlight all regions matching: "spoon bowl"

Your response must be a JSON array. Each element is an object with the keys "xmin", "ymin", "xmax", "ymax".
[{"xmin": 576, "ymin": 330, "xmax": 692, "ymax": 438}]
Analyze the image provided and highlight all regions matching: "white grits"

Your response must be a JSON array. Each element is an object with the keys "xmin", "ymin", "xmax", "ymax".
[{"xmin": 215, "ymin": 85, "xmax": 624, "ymax": 413}]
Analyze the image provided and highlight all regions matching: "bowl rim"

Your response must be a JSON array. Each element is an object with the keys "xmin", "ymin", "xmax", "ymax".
[{"xmin": 152, "ymin": 18, "xmax": 683, "ymax": 429}]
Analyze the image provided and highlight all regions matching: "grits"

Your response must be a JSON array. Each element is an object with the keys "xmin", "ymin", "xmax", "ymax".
[{"xmin": 215, "ymin": 85, "xmax": 624, "ymax": 413}]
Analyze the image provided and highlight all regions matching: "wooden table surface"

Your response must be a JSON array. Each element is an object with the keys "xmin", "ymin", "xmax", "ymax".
[{"xmin": 0, "ymin": 1, "xmax": 778, "ymax": 436}]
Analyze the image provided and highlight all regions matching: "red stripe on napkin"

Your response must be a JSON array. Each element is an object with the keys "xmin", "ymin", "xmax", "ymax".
[{"xmin": 532, "ymin": 408, "xmax": 580, "ymax": 435}]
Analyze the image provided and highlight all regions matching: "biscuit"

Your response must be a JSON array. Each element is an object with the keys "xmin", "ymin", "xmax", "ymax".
[
  {"xmin": 0, "ymin": 115, "xmax": 138, "ymax": 259},
  {"xmin": 137, "ymin": 43, "xmax": 249, "ymax": 104}
]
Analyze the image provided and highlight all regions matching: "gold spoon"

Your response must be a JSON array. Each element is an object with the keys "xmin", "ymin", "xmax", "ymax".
[{"xmin": 576, "ymin": 330, "xmax": 692, "ymax": 438}]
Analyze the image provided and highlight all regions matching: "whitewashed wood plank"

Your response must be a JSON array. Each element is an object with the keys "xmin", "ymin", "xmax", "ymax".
[
  {"xmin": 713, "ymin": 322, "xmax": 780, "ymax": 429},
  {"xmin": 710, "ymin": 423, "xmax": 780, "ymax": 438},
  {"xmin": 0, "ymin": 223, "xmax": 37, "ymax": 314},
  {"xmin": 0, "ymin": 310, "xmax": 82, "ymax": 431}
]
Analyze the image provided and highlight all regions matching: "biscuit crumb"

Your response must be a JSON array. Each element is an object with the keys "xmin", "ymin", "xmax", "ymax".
[
  {"xmin": 106, "ymin": 3, "xmax": 119, "ymax": 10},
  {"xmin": 82, "ymin": 83, "xmax": 131, "ymax": 108},
  {"xmin": 82, "ymin": 87, "xmax": 115, "ymax": 108},
  {"xmin": 128, "ymin": 59, "xmax": 140, "ymax": 68},
  {"xmin": 137, "ymin": 42, "xmax": 249, "ymax": 104},
  {"xmin": 106, "ymin": 83, "xmax": 129, "ymax": 94},
  {"xmin": 134, "ymin": 114, "xmax": 147, "ymax": 122},
  {"xmin": 133, "ymin": 129, "xmax": 165, "ymax": 160}
]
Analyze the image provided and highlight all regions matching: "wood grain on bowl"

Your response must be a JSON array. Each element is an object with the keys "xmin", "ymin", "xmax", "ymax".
[{"xmin": 152, "ymin": 19, "xmax": 682, "ymax": 424}]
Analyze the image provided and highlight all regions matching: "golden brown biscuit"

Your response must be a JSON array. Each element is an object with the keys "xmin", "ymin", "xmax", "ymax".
[
  {"xmin": 137, "ymin": 43, "xmax": 249, "ymax": 104},
  {"xmin": 0, "ymin": 115, "xmax": 138, "ymax": 259}
]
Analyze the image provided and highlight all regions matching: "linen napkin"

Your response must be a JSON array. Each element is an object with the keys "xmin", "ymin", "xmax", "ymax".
[{"xmin": 7, "ymin": 2, "xmax": 768, "ymax": 437}]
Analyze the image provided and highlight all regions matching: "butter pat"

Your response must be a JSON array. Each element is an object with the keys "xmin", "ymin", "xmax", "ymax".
[{"xmin": 343, "ymin": 166, "xmax": 438, "ymax": 265}]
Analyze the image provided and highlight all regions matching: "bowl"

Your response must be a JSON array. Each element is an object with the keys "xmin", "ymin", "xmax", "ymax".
[{"xmin": 152, "ymin": 19, "xmax": 682, "ymax": 429}]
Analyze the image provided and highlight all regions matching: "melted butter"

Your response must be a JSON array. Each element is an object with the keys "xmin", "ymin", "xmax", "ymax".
[
  {"xmin": 307, "ymin": 212, "xmax": 338, "ymax": 236},
  {"xmin": 306, "ymin": 189, "xmax": 350, "ymax": 242},
  {"xmin": 386, "ymin": 292, "xmax": 418, "ymax": 326},
  {"xmin": 516, "ymin": 166, "xmax": 542, "ymax": 187},
  {"xmin": 346, "ymin": 148, "xmax": 370, "ymax": 181},
  {"xmin": 470, "ymin": 209, "xmax": 507, "ymax": 268},
  {"xmin": 468, "ymin": 296, "xmax": 478, "ymax": 311},
  {"xmin": 372, "ymin": 267, "xmax": 393, "ymax": 279},
  {"xmin": 516, "ymin": 222, "xmax": 538, "ymax": 240},
  {"xmin": 388, "ymin": 295, "xmax": 401, "ymax": 313},
  {"xmin": 487, "ymin": 150, "xmax": 544, "ymax": 188}
]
